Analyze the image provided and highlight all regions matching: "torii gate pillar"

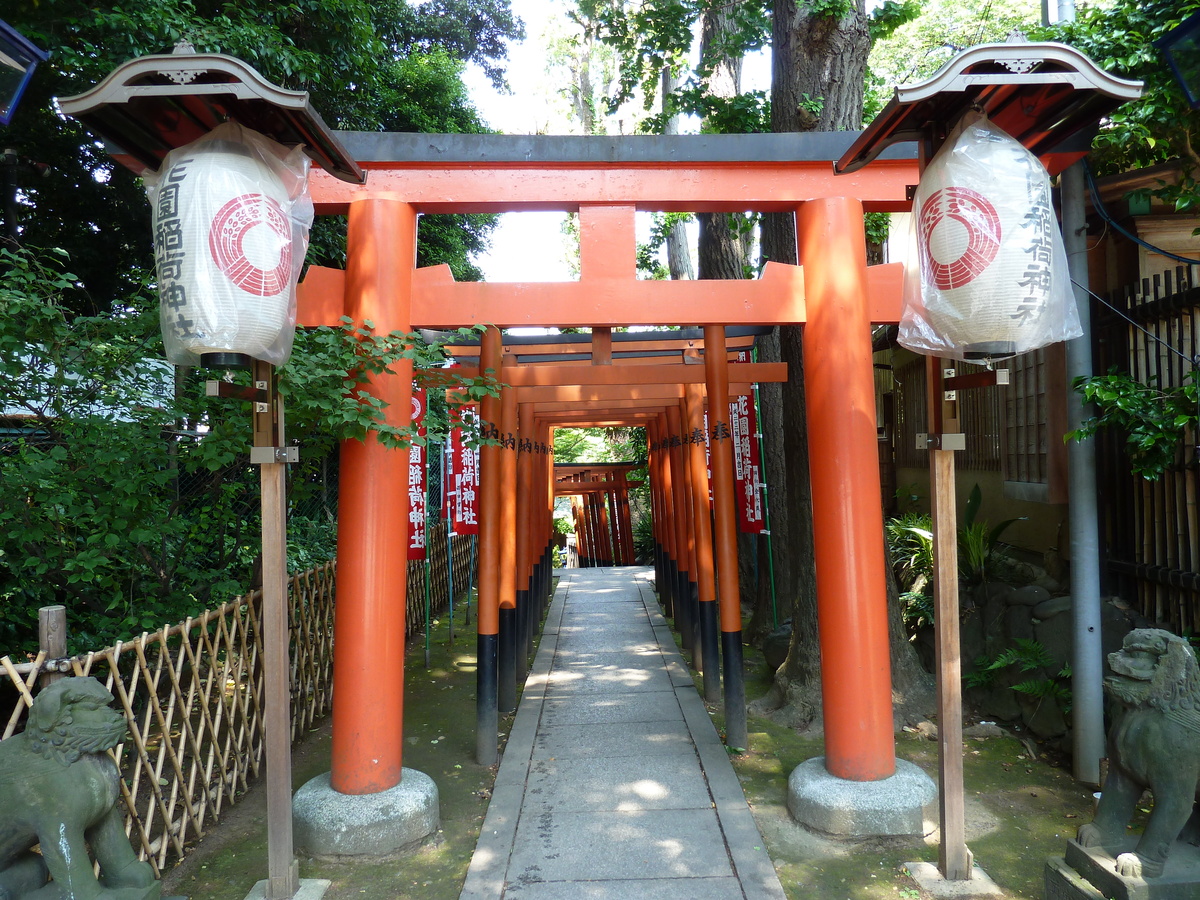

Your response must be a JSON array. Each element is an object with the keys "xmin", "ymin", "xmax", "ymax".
[
  {"xmin": 293, "ymin": 199, "xmax": 440, "ymax": 855},
  {"xmin": 787, "ymin": 197, "xmax": 936, "ymax": 834}
]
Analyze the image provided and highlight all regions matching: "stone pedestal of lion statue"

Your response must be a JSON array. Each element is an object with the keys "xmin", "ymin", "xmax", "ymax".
[
  {"xmin": 1045, "ymin": 629, "xmax": 1200, "ymax": 900},
  {"xmin": 0, "ymin": 678, "xmax": 182, "ymax": 900}
]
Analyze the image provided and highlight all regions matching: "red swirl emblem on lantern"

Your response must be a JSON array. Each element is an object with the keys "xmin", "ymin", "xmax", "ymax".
[
  {"xmin": 207, "ymin": 193, "xmax": 292, "ymax": 296},
  {"xmin": 918, "ymin": 187, "xmax": 1001, "ymax": 290}
]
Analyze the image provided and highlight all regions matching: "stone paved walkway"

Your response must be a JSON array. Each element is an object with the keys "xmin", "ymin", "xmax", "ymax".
[{"xmin": 459, "ymin": 566, "xmax": 786, "ymax": 900}]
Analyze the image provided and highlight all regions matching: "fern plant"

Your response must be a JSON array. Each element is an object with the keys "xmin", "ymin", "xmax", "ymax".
[{"xmin": 965, "ymin": 638, "xmax": 1073, "ymax": 712}]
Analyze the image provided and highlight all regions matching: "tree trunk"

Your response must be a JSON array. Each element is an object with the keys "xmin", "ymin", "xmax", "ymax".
[
  {"xmin": 753, "ymin": 0, "xmax": 931, "ymax": 728},
  {"xmin": 697, "ymin": 3, "xmax": 749, "ymax": 281},
  {"xmin": 661, "ymin": 69, "xmax": 695, "ymax": 280}
]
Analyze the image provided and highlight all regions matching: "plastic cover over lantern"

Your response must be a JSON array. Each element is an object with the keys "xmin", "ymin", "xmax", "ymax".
[
  {"xmin": 144, "ymin": 121, "xmax": 314, "ymax": 366},
  {"xmin": 898, "ymin": 111, "xmax": 1081, "ymax": 362}
]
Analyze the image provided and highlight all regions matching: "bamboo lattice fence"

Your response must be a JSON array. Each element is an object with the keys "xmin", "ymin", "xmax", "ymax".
[
  {"xmin": 1094, "ymin": 265, "xmax": 1200, "ymax": 631},
  {"xmin": 0, "ymin": 525, "xmax": 475, "ymax": 875}
]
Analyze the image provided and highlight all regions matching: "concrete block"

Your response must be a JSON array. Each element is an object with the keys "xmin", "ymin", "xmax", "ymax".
[
  {"xmin": 243, "ymin": 879, "xmax": 331, "ymax": 900},
  {"xmin": 292, "ymin": 768, "xmax": 438, "ymax": 857},
  {"xmin": 905, "ymin": 861, "xmax": 1004, "ymax": 898},
  {"xmin": 787, "ymin": 757, "xmax": 937, "ymax": 837}
]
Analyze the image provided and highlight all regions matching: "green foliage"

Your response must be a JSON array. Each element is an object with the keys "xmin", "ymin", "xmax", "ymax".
[
  {"xmin": 868, "ymin": 1, "xmax": 921, "ymax": 42},
  {"xmin": 280, "ymin": 319, "xmax": 494, "ymax": 452},
  {"xmin": 1035, "ymin": 0, "xmax": 1200, "ymax": 206},
  {"xmin": 1068, "ymin": 370, "xmax": 1198, "ymax": 479},
  {"xmin": 959, "ymin": 483, "xmax": 1024, "ymax": 586},
  {"xmin": 0, "ymin": 246, "xmax": 497, "ymax": 655},
  {"xmin": 637, "ymin": 213, "xmax": 693, "ymax": 279},
  {"xmin": 886, "ymin": 511, "xmax": 935, "ymax": 630},
  {"xmin": 1, "ymin": 247, "xmax": 251, "ymax": 652},
  {"xmin": 553, "ymin": 425, "xmax": 646, "ymax": 464},
  {"xmin": 864, "ymin": 211, "xmax": 892, "ymax": 246},
  {"xmin": 885, "ymin": 483, "xmax": 1023, "ymax": 632},
  {"xmin": 867, "ymin": 0, "xmax": 1040, "ymax": 124},
  {"xmin": 966, "ymin": 639, "xmax": 1072, "ymax": 711},
  {"xmin": 805, "ymin": 0, "xmax": 853, "ymax": 19},
  {"xmin": 581, "ymin": 0, "xmax": 770, "ymax": 132},
  {"xmin": 633, "ymin": 513, "xmax": 655, "ymax": 563}
]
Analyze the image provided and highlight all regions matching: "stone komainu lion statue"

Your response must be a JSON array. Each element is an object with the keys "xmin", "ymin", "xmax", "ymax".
[
  {"xmin": 1078, "ymin": 628, "xmax": 1200, "ymax": 878},
  {"xmin": 0, "ymin": 678, "xmax": 162, "ymax": 900}
]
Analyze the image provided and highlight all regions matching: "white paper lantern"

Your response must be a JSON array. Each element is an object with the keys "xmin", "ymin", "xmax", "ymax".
[
  {"xmin": 898, "ymin": 112, "xmax": 1081, "ymax": 361},
  {"xmin": 147, "ymin": 122, "xmax": 312, "ymax": 366}
]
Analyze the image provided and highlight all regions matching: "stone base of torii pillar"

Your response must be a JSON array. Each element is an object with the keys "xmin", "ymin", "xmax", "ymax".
[
  {"xmin": 292, "ymin": 769, "xmax": 439, "ymax": 858},
  {"xmin": 787, "ymin": 756, "xmax": 937, "ymax": 837}
]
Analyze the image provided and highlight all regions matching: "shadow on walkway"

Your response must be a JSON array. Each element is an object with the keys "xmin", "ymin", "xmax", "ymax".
[{"xmin": 460, "ymin": 566, "xmax": 785, "ymax": 899}]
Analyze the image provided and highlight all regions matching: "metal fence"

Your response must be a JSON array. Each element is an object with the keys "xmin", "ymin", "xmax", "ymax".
[{"xmin": 1094, "ymin": 265, "xmax": 1200, "ymax": 631}]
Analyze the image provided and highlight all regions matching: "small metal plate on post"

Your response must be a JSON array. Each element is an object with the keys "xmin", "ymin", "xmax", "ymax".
[
  {"xmin": 916, "ymin": 432, "xmax": 967, "ymax": 451},
  {"xmin": 251, "ymin": 447, "xmax": 299, "ymax": 464}
]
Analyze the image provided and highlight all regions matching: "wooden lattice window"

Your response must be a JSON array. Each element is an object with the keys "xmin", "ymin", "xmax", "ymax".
[{"xmin": 1001, "ymin": 345, "xmax": 1067, "ymax": 503}]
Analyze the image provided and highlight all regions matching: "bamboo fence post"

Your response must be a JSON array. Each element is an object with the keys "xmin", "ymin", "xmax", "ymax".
[{"xmin": 38, "ymin": 605, "xmax": 67, "ymax": 688}]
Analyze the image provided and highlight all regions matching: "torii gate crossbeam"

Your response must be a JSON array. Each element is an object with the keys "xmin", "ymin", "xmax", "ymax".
[{"xmin": 292, "ymin": 136, "xmax": 920, "ymax": 836}]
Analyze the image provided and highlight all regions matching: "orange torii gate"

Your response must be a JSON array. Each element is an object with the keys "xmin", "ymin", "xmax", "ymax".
[
  {"xmin": 555, "ymin": 464, "xmax": 638, "ymax": 568},
  {"xmin": 441, "ymin": 326, "xmax": 790, "ymax": 728},
  {"xmin": 294, "ymin": 137, "xmax": 915, "ymax": 818}
]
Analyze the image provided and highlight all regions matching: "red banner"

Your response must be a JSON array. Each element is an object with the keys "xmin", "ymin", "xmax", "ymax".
[
  {"xmin": 731, "ymin": 392, "xmax": 765, "ymax": 533},
  {"xmin": 407, "ymin": 387, "xmax": 428, "ymax": 560},
  {"xmin": 445, "ymin": 406, "xmax": 480, "ymax": 535}
]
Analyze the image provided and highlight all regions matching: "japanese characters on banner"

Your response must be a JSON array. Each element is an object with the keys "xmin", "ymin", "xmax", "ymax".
[
  {"xmin": 732, "ymin": 351, "xmax": 765, "ymax": 534},
  {"xmin": 703, "ymin": 409, "xmax": 713, "ymax": 508},
  {"xmin": 681, "ymin": 349, "xmax": 764, "ymax": 533},
  {"xmin": 407, "ymin": 387, "xmax": 428, "ymax": 560},
  {"xmin": 445, "ymin": 407, "xmax": 480, "ymax": 535},
  {"xmin": 730, "ymin": 393, "xmax": 765, "ymax": 533}
]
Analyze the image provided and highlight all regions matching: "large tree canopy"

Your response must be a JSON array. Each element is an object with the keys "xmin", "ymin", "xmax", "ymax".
[
  {"xmin": 1040, "ymin": 0, "xmax": 1200, "ymax": 205},
  {"xmin": 3, "ymin": 0, "xmax": 523, "ymax": 313}
]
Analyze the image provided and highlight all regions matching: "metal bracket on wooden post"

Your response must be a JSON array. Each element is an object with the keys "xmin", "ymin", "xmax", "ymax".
[{"xmin": 916, "ymin": 432, "xmax": 967, "ymax": 452}]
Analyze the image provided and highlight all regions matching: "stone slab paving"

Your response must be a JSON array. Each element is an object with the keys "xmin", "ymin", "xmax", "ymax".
[{"xmin": 460, "ymin": 567, "xmax": 786, "ymax": 900}]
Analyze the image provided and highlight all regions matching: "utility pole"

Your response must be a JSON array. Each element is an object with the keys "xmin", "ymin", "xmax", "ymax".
[{"xmin": 1050, "ymin": 0, "xmax": 1106, "ymax": 786}]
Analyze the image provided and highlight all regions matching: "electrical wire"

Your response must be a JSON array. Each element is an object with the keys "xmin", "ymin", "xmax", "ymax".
[
  {"xmin": 1072, "ymin": 276, "xmax": 1199, "ymax": 367},
  {"xmin": 1072, "ymin": 275, "xmax": 1200, "ymax": 459},
  {"xmin": 1083, "ymin": 159, "xmax": 1200, "ymax": 265}
]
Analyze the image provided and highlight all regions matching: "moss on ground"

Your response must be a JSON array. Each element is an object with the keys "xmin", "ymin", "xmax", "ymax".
[
  {"xmin": 713, "ymin": 641, "xmax": 1101, "ymax": 900},
  {"xmin": 161, "ymin": 600, "xmax": 518, "ymax": 900},
  {"xmin": 162, "ymin": 585, "xmax": 1109, "ymax": 900}
]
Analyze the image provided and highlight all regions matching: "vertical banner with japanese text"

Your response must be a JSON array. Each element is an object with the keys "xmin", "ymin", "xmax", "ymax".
[
  {"xmin": 731, "ymin": 351, "xmax": 765, "ymax": 533},
  {"xmin": 407, "ymin": 387, "xmax": 428, "ymax": 560},
  {"xmin": 445, "ymin": 406, "xmax": 480, "ymax": 535}
]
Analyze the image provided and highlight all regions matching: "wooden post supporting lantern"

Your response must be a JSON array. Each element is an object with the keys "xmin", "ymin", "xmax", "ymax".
[{"xmin": 837, "ymin": 40, "xmax": 1142, "ymax": 882}]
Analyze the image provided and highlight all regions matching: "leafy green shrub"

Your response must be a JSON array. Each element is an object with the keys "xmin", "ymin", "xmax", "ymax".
[
  {"xmin": 966, "ymin": 638, "xmax": 1072, "ymax": 711},
  {"xmin": 1068, "ymin": 371, "xmax": 1197, "ymax": 479},
  {"xmin": 885, "ymin": 484, "xmax": 1024, "ymax": 632},
  {"xmin": 632, "ymin": 514, "xmax": 655, "ymax": 563},
  {"xmin": 1, "ymin": 246, "xmax": 495, "ymax": 655}
]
